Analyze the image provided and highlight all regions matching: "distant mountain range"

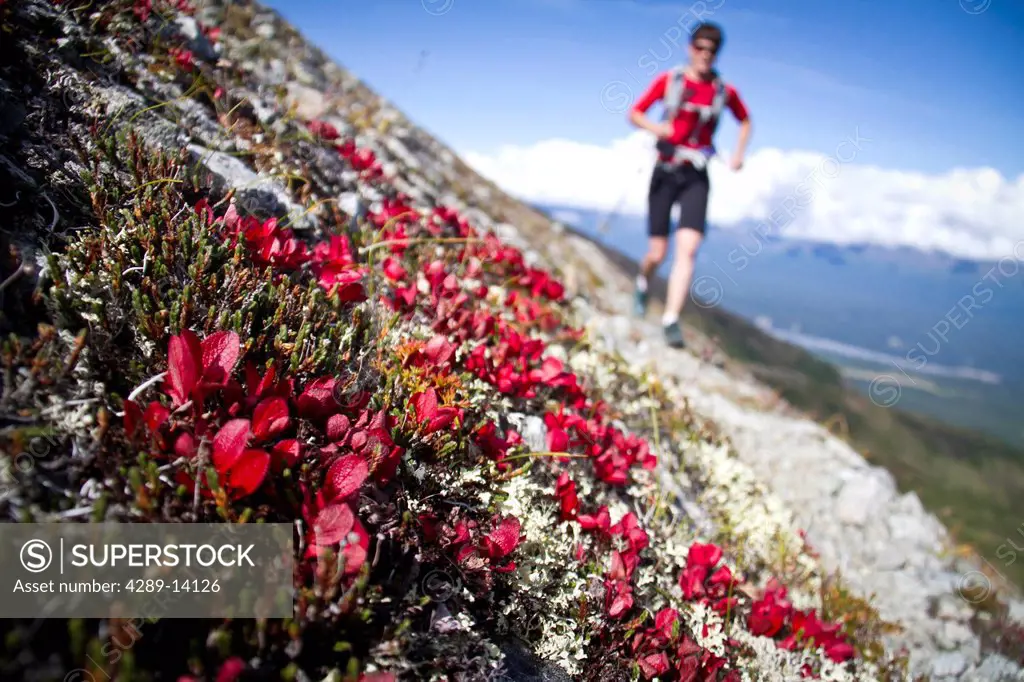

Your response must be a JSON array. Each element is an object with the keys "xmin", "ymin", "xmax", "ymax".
[
  {"xmin": 538, "ymin": 202, "xmax": 1024, "ymax": 447},
  {"xmin": 547, "ymin": 205, "xmax": 1018, "ymax": 273},
  {"xmin": 743, "ymin": 239, "xmax": 1011, "ymax": 275}
]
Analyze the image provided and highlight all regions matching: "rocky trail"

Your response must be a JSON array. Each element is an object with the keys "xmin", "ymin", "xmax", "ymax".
[
  {"xmin": 1, "ymin": 1, "xmax": 1023, "ymax": 680},
  {"xmin": 584, "ymin": 286, "xmax": 1024, "ymax": 681}
]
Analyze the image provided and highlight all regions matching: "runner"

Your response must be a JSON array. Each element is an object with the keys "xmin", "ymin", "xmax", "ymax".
[{"xmin": 628, "ymin": 22, "xmax": 751, "ymax": 348}]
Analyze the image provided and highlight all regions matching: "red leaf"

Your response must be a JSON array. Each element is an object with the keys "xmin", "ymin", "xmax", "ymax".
[
  {"xmin": 426, "ymin": 408, "xmax": 458, "ymax": 434},
  {"xmin": 578, "ymin": 506, "xmax": 611, "ymax": 534},
  {"xmin": 687, "ymin": 542, "xmax": 723, "ymax": 568},
  {"xmin": 252, "ymin": 397, "xmax": 290, "ymax": 442},
  {"xmin": 123, "ymin": 400, "xmax": 143, "ymax": 439},
  {"xmin": 482, "ymin": 516, "xmax": 522, "ymax": 559},
  {"xmin": 654, "ymin": 607, "xmax": 678, "ymax": 635},
  {"xmin": 708, "ymin": 565, "xmax": 736, "ymax": 590},
  {"xmin": 271, "ymin": 439, "xmax": 302, "ymax": 469},
  {"xmin": 143, "ymin": 401, "xmax": 170, "ymax": 433},
  {"xmin": 373, "ymin": 444, "xmax": 403, "ymax": 485},
  {"xmin": 605, "ymin": 580, "xmax": 633, "ymax": 619},
  {"xmin": 225, "ymin": 449, "xmax": 269, "ymax": 498},
  {"xmin": 297, "ymin": 377, "xmax": 337, "ymax": 419},
  {"xmin": 166, "ymin": 330, "xmax": 201, "ymax": 406},
  {"xmin": 174, "ymin": 431, "xmax": 197, "ymax": 459},
  {"xmin": 610, "ymin": 593, "xmax": 632, "ymax": 617},
  {"xmin": 677, "ymin": 636, "xmax": 702, "ymax": 658},
  {"xmin": 638, "ymin": 652, "xmax": 670, "ymax": 680},
  {"xmin": 825, "ymin": 640, "xmax": 855, "ymax": 663},
  {"xmin": 533, "ymin": 356, "xmax": 564, "ymax": 383},
  {"xmin": 546, "ymin": 426, "xmax": 568, "ymax": 453},
  {"xmin": 342, "ymin": 517, "xmax": 369, "ymax": 575},
  {"xmin": 245, "ymin": 362, "xmax": 278, "ymax": 400},
  {"xmin": 313, "ymin": 503, "xmax": 354, "ymax": 546},
  {"xmin": 200, "ymin": 330, "xmax": 240, "ymax": 386},
  {"xmin": 381, "ymin": 257, "xmax": 407, "ymax": 282},
  {"xmin": 677, "ymin": 655, "xmax": 700, "ymax": 682},
  {"xmin": 555, "ymin": 473, "xmax": 579, "ymax": 521},
  {"xmin": 306, "ymin": 119, "xmax": 339, "ymax": 141},
  {"xmin": 325, "ymin": 454, "xmax": 369, "ymax": 501},
  {"xmin": 423, "ymin": 334, "xmax": 456, "ymax": 366},
  {"xmin": 679, "ymin": 565, "xmax": 709, "ymax": 600},
  {"xmin": 411, "ymin": 388, "xmax": 439, "ymax": 424},
  {"xmin": 216, "ymin": 657, "xmax": 247, "ymax": 682},
  {"xmin": 326, "ymin": 413, "xmax": 351, "ymax": 442},
  {"xmin": 609, "ymin": 550, "xmax": 636, "ymax": 582},
  {"xmin": 317, "ymin": 266, "xmax": 366, "ymax": 301},
  {"xmin": 212, "ymin": 419, "xmax": 251, "ymax": 473},
  {"xmin": 444, "ymin": 520, "xmax": 473, "ymax": 548}
]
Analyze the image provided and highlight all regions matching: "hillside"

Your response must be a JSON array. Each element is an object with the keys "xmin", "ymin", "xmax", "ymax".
[
  {"xmin": 554, "ymin": 221, "xmax": 1024, "ymax": 590},
  {"xmin": 1, "ymin": 1, "xmax": 1023, "ymax": 681}
]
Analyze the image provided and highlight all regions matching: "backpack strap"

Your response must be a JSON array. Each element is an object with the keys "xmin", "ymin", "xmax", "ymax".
[
  {"xmin": 687, "ymin": 75, "xmax": 728, "ymax": 145},
  {"xmin": 709, "ymin": 77, "xmax": 728, "ymax": 119},
  {"xmin": 662, "ymin": 65, "xmax": 689, "ymax": 122}
]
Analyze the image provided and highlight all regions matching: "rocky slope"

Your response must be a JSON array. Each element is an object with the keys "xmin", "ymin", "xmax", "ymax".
[{"xmin": 1, "ymin": 1, "xmax": 1022, "ymax": 681}]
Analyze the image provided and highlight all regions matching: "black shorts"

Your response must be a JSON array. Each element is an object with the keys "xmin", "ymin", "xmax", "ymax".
[{"xmin": 647, "ymin": 163, "xmax": 710, "ymax": 238}]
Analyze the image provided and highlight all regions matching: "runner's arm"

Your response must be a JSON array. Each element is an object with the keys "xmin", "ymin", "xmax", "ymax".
[
  {"xmin": 628, "ymin": 74, "xmax": 671, "ymax": 136},
  {"xmin": 727, "ymin": 86, "xmax": 752, "ymax": 166}
]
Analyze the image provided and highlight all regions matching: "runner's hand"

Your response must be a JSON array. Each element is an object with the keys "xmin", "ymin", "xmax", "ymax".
[
  {"xmin": 729, "ymin": 155, "xmax": 744, "ymax": 171},
  {"xmin": 651, "ymin": 122, "xmax": 675, "ymax": 139}
]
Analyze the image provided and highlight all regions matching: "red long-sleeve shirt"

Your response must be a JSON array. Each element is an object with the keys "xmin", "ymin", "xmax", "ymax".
[{"xmin": 632, "ymin": 71, "xmax": 749, "ymax": 149}]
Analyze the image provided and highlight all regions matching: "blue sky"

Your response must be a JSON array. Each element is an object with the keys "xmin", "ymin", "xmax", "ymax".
[{"xmin": 265, "ymin": 0, "xmax": 1024, "ymax": 177}]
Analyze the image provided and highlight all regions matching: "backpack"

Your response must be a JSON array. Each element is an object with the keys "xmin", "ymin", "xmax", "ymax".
[{"xmin": 662, "ymin": 65, "xmax": 729, "ymax": 147}]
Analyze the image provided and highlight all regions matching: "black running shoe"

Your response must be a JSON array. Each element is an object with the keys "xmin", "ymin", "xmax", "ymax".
[
  {"xmin": 633, "ymin": 284, "xmax": 648, "ymax": 317},
  {"xmin": 664, "ymin": 320, "xmax": 686, "ymax": 349}
]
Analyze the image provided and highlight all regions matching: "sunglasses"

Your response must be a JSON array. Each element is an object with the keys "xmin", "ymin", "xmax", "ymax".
[{"xmin": 692, "ymin": 42, "xmax": 718, "ymax": 55}]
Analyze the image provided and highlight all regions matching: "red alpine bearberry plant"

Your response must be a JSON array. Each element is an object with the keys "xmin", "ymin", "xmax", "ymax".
[{"xmin": 0, "ymin": 1, "xmax": 920, "ymax": 680}]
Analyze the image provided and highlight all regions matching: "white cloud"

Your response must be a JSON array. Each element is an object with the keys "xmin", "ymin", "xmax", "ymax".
[{"xmin": 462, "ymin": 130, "xmax": 1024, "ymax": 262}]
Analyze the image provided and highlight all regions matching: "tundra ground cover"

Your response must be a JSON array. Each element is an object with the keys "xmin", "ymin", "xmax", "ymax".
[{"xmin": 0, "ymin": 0, "xmax": 920, "ymax": 680}]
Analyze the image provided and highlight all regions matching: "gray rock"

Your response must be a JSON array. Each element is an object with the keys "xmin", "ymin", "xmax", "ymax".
[
  {"xmin": 597, "ymin": 315, "xmax": 633, "ymax": 357},
  {"xmin": 930, "ymin": 652, "xmax": 968, "ymax": 678},
  {"xmin": 658, "ymin": 467, "xmax": 716, "ymax": 538},
  {"xmin": 506, "ymin": 413, "xmax": 546, "ymax": 453},
  {"xmin": 284, "ymin": 82, "xmax": 326, "ymax": 120},
  {"xmin": 936, "ymin": 594, "xmax": 971, "ymax": 621},
  {"xmin": 255, "ymin": 22, "xmax": 276, "ymax": 40},
  {"xmin": 250, "ymin": 95, "xmax": 279, "ymax": 125},
  {"xmin": 292, "ymin": 59, "xmax": 324, "ymax": 89},
  {"xmin": 171, "ymin": 97, "xmax": 224, "ymax": 148},
  {"xmin": 966, "ymin": 654, "xmax": 1024, "ymax": 681},
  {"xmin": 132, "ymin": 110, "xmax": 186, "ymax": 151},
  {"xmin": 383, "ymin": 137, "xmax": 421, "ymax": 170},
  {"xmin": 1009, "ymin": 599, "xmax": 1024, "ymax": 626},
  {"xmin": 835, "ymin": 474, "xmax": 889, "ymax": 526},
  {"xmin": 887, "ymin": 509, "xmax": 930, "ymax": 548},
  {"xmin": 253, "ymin": 58, "xmax": 288, "ymax": 86},
  {"xmin": 939, "ymin": 620, "xmax": 974, "ymax": 650},
  {"xmin": 174, "ymin": 16, "xmax": 219, "ymax": 63},
  {"xmin": 99, "ymin": 82, "xmax": 148, "ymax": 119},
  {"xmin": 187, "ymin": 144, "xmax": 316, "ymax": 230},
  {"xmin": 337, "ymin": 192, "xmax": 363, "ymax": 219}
]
